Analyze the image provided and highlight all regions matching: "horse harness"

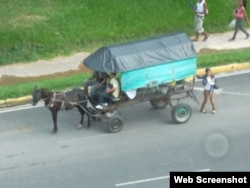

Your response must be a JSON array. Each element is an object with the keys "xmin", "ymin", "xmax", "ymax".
[{"xmin": 44, "ymin": 90, "xmax": 84, "ymax": 111}]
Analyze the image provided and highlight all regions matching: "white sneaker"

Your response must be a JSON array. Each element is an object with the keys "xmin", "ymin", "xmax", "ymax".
[
  {"xmin": 95, "ymin": 105, "xmax": 103, "ymax": 110},
  {"xmin": 200, "ymin": 109, "xmax": 206, "ymax": 113},
  {"xmin": 102, "ymin": 103, "xmax": 108, "ymax": 106}
]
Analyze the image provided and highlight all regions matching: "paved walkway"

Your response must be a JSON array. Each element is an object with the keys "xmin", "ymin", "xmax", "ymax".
[
  {"xmin": 0, "ymin": 52, "xmax": 89, "ymax": 78},
  {"xmin": 193, "ymin": 31, "xmax": 250, "ymax": 52},
  {"xmin": 0, "ymin": 31, "xmax": 249, "ymax": 78}
]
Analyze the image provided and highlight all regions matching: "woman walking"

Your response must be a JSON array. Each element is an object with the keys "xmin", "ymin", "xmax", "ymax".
[
  {"xmin": 197, "ymin": 68, "xmax": 218, "ymax": 114},
  {"xmin": 229, "ymin": 0, "xmax": 250, "ymax": 41}
]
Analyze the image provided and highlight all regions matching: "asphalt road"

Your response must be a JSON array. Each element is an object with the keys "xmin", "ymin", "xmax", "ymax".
[{"xmin": 0, "ymin": 70, "xmax": 250, "ymax": 188}]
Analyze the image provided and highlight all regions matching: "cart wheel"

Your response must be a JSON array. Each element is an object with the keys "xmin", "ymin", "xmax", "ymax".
[
  {"xmin": 106, "ymin": 115, "xmax": 124, "ymax": 133},
  {"xmin": 171, "ymin": 103, "xmax": 192, "ymax": 124},
  {"xmin": 149, "ymin": 98, "xmax": 167, "ymax": 109}
]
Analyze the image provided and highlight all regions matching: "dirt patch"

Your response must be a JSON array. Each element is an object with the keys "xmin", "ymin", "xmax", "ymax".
[
  {"xmin": 11, "ymin": 14, "xmax": 46, "ymax": 25},
  {"xmin": 199, "ymin": 48, "xmax": 222, "ymax": 54},
  {"xmin": 198, "ymin": 48, "xmax": 237, "ymax": 55}
]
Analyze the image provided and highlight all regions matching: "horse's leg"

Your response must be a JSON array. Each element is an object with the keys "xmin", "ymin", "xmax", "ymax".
[
  {"xmin": 76, "ymin": 106, "xmax": 84, "ymax": 129},
  {"xmin": 87, "ymin": 109, "xmax": 91, "ymax": 128},
  {"xmin": 84, "ymin": 103, "xmax": 91, "ymax": 128},
  {"xmin": 51, "ymin": 110, "xmax": 58, "ymax": 133},
  {"xmin": 84, "ymin": 103, "xmax": 92, "ymax": 128}
]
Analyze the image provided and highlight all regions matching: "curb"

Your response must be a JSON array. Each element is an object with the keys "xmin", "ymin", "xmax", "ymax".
[
  {"xmin": 196, "ymin": 62, "xmax": 250, "ymax": 75},
  {"xmin": 0, "ymin": 63, "xmax": 250, "ymax": 109},
  {"xmin": 0, "ymin": 96, "xmax": 32, "ymax": 108}
]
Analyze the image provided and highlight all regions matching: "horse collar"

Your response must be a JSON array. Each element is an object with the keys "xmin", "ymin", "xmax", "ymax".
[{"xmin": 44, "ymin": 92, "xmax": 56, "ymax": 109}]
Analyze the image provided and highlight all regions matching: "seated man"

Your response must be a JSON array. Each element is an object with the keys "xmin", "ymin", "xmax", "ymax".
[
  {"xmin": 83, "ymin": 71, "xmax": 108, "ymax": 103},
  {"xmin": 95, "ymin": 73, "xmax": 120, "ymax": 109}
]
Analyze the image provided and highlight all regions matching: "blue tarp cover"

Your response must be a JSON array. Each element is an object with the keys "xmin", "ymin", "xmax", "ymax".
[{"xmin": 83, "ymin": 32, "xmax": 197, "ymax": 73}]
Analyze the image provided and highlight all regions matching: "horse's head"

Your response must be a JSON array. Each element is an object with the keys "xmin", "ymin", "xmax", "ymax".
[{"xmin": 32, "ymin": 86, "xmax": 42, "ymax": 106}]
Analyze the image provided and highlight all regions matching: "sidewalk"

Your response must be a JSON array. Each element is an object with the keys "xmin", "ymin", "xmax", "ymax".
[
  {"xmin": 192, "ymin": 31, "xmax": 250, "ymax": 52},
  {"xmin": 0, "ymin": 52, "xmax": 90, "ymax": 78},
  {"xmin": 0, "ymin": 31, "xmax": 250, "ymax": 108}
]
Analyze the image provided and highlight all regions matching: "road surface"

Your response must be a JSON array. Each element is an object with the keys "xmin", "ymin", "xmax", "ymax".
[{"xmin": 0, "ymin": 70, "xmax": 250, "ymax": 188}]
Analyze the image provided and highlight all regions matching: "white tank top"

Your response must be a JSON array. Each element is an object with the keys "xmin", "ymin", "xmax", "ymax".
[
  {"xmin": 204, "ymin": 77, "xmax": 215, "ymax": 91},
  {"xmin": 197, "ymin": 0, "xmax": 205, "ymax": 17}
]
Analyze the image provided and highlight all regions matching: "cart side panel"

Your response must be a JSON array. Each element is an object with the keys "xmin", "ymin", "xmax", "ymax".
[{"xmin": 120, "ymin": 57, "xmax": 196, "ymax": 91}]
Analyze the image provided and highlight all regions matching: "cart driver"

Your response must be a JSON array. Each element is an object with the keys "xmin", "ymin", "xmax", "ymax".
[
  {"xmin": 83, "ymin": 71, "xmax": 108, "ymax": 103},
  {"xmin": 95, "ymin": 73, "xmax": 120, "ymax": 109}
]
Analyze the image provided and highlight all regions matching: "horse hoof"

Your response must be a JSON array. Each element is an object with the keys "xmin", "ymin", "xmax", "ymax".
[
  {"xmin": 77, "ymin": 124, "xmax": 83, "ymax": 129},
  {"xmin": 52, "ymin": 129, "xmax": 58, "ymax": 134},
  {"xmin": 87, "ymin": 124, "xmax": 91, "ymax": 129}
]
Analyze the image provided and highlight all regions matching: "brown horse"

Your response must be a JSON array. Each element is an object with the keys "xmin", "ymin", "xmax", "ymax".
[{"xmin": 32, "ymin": 86, "xmax": 91, "ymax": 133}]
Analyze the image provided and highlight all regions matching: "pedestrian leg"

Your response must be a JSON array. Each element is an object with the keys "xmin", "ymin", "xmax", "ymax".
[
  {"xmin": 229, "ymin": 18, "xmax": 241, "ymax": 41},
  {"xmin": 200, "ymin": 90, "xmax": 209, "ymax": 112},
  {"xmin": 202, "ymin": 32, "xmax": 209, "ymax": 41},
  {"xmin": 239, "ymin": 24, "xmax": 250, "ymax": 38},
  {"xmin": 209, "ymin": 92, "xmax": 216, "ymax": 113}
]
